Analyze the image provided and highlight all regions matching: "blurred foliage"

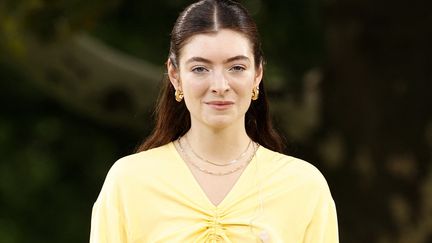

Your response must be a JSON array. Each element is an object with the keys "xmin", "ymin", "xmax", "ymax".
[
  {"xmin": 1, "ymin": 0, "xmax": 431, "ymax": 243},
  {"xmin": 0, "ymin": 61, "xmax": 140, "ymax": 242},
  {"xmin": 0, "ymin": 0, "xmax": 119, "ymax": 39}
]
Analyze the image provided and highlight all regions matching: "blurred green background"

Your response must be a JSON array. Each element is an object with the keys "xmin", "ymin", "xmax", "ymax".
[{"xmin": 1, "ymin": 0, "xmax": 431, "ymax": 242}]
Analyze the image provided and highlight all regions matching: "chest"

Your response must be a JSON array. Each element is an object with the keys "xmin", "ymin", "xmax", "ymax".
[
  {"xmin": 126, "ymin": 174, "xmax": 309, "ymax": 243},
  {"xmin": 186, "ymin": 163, "xmax": 246, "ymax": 206}
]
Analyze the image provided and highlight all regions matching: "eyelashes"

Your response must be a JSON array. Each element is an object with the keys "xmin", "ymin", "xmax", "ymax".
[
  {"xmin": 229, "ymin": 65, "xmax": 246, "ymax": 72},
  {"xmin": 190, "ymin": 65, "xmax": 247, "ymax": 74},
  {"xmin": 191, "ymin": 66, "xmax": 208, "ymax": 73}
]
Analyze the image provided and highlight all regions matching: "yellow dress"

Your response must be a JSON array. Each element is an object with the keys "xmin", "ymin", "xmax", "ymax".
[{"xmin": 90, "ymin": 142, "xmax": 338, "ymax": 243}]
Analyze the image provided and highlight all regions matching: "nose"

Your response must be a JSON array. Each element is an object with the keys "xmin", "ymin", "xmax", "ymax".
[{"xmin": 210, "ymin": 71, "xmax": 230, "ymax": 95}]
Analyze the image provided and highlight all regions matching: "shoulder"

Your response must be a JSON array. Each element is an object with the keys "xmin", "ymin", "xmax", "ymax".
[
  {"xmin": 119, "ymin": 143, "xmax": 172, "ymax": 164},
  {"xmin": 95, "ymin": 143, "xmax": 177, "ymax": 204},
  {"xmin": 258, "ymin": 146, "xmax": 331, "ymax": 192},
  {"xmin": 104, "ymin": 143, "xmax": 174, "ymax": 183}
]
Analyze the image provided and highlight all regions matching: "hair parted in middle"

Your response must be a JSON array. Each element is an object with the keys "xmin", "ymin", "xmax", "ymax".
[{"xmin": 136, "ymin": 0, "xmax": 286, "ymax": 153}]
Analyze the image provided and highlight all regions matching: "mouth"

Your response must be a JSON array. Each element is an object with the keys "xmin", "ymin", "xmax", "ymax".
[{"xmin": 205, "ymin": 100, "xmax": 235, "ymax": 110}]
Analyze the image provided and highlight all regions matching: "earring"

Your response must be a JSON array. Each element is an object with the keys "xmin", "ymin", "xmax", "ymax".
[
  {"xmin": 175, "ymin": 89, "xmax": 184, "ymax": 102},
  {"xmin": 251, "ymin": 87, "xmax": 259, "ymax": 100}
]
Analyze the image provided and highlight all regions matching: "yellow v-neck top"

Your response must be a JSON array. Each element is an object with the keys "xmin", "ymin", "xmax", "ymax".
[{"xmin": 90, "ymin": 142, "xmax": 338, "ymax": 243}]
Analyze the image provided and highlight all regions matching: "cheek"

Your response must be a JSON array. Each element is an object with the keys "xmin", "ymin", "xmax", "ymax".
[
  {"xmin": 231, "ymin": 80, "xmax": 254, "ymax": 97},
  {"xmin": 182, "ymin": 79, "xmax": 208, "ymax": 101},
  {"xmin": 230, "ymin": 71, "xmax": 256, "ymax": 93}
]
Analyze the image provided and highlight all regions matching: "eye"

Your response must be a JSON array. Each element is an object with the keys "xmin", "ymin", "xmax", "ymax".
[
  {"xmin": 191, "ymin": 66, "xmax": 209, "ymax": 73},
  {"xmin": 229, "ymin": 65, "xmax": 246, "ymax": 72}
]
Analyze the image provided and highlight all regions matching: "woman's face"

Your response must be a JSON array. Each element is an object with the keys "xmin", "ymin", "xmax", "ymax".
[{"xmin": 168, "ymin": 29, "xmax": 262, "ymax": 130}]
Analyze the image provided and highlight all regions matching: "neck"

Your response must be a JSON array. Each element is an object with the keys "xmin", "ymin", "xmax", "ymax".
[{"xmin": 185, "ymin": 122, "xmax": 251, "ymax": 165}]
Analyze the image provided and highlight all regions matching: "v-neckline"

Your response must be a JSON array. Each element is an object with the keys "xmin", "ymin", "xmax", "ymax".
[{"xmin": 168, "ymin": 141, "xmax": 259, "ymax": 209}]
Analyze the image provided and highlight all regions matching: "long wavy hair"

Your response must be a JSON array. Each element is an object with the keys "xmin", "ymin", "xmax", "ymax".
[{"xmin": 135, "ymin": 0, "xmax": 285, "ymax": 153}]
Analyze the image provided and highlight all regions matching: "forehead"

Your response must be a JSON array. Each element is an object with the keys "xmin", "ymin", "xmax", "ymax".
[{"xmin": 179, "ymin": 29, "xmax": 253, "ymax": 63}]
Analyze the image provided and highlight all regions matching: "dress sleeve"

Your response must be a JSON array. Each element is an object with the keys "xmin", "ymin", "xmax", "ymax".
[
  {"xmin": 303, "ymin": 185, "xmax": 339, "ymax": 243},
  {"xmin": 90, "ymin": 163, "xmax": 128, "ymax": 243}
]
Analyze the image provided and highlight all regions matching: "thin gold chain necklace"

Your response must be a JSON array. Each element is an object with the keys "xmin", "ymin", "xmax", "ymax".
[
  {"xmin": 184, "ymin": 135, "xmax": 252, "ymax": 167},
  {"xmin": 177, "ymin": 138, "xmax": 259, "ymax": 176}
]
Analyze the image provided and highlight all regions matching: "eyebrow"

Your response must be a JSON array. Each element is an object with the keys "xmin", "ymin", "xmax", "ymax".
[{"xmin": 185, "ymin": 55, "xmax": 250, "ymax": 64}]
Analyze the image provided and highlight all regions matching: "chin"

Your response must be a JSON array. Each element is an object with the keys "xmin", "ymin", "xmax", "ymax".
[
  {"xmin": 206, "ymin": 120, "xmax": 232, "ymax": 129},
  {"xmin": 203, "ymin": 115, "xmax": 240, "ymax": 129}
]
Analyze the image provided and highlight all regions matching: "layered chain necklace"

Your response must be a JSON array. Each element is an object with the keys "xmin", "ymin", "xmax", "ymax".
[
  {"xmin": 177, "ymin": 136, "xmax": 259, "ymax": 176},
  {"xmin": 184, "ymin": 135, "xmax": 252, "ymax": 166}
]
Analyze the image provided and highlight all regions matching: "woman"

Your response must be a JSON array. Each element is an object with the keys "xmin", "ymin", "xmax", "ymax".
[{"xmin": 90, "ymin": 0, "xmax": 338, "ymax": 242}]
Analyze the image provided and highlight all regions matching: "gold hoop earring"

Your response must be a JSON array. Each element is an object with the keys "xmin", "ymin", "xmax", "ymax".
[
  {"xmin": 175, "ymin": 89, "xmax": 184, "ymax": 102},
  {"xmin": 251, "ymin": 87, "xmax": 259, "ymax": 100}
]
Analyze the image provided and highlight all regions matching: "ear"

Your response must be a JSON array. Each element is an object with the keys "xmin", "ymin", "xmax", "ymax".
[
  {"xmin": 254, "ymin": 62, "xmax": 263, "ymax": 87},
  {"xmin": 167, "ymin": 58, "xmax": 181, "ymax": 90}
]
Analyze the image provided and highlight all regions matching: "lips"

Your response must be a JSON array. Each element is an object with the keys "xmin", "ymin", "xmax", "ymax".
[
  {"xmin": 205, "ymin": 100, "xmax": 234, "ymax": 110},
  {"xmin": 206, "ymin": 101, "xmax": 234, "ymax": 105}
]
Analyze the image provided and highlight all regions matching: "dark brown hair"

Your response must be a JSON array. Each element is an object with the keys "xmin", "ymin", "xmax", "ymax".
[{"xmin": 135, "ymin": 0, "xmax": 285, "ymax": 153}]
